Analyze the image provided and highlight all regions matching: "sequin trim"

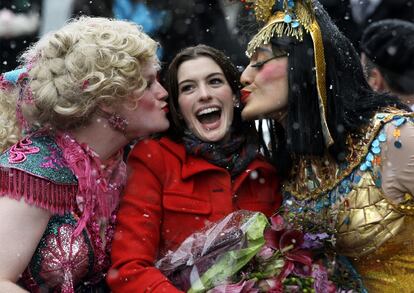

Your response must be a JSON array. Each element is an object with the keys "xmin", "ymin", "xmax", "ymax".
[
  {"xmin": 8, "ymin": 137, "xmax": 40, "ymax": 164},
  {"xmin": 284, "ymin": 109, "xmax": 414, "ymax": 200},
  {"xmin": 40, "ymin": 144, "xmax": 66, "ymax": 170},
  {"xmin": 22, "ymin": 213, "xmax": 116, "ymax": 292}
]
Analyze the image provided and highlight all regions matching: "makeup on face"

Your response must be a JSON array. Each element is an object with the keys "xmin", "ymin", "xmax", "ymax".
[
  {"xmin": 240, "ymin": 45, "xmax": 289, "ymax": 122},
  {"xmin": 118, "ymin": 61, "xmax": 170, "ymax": 139}
]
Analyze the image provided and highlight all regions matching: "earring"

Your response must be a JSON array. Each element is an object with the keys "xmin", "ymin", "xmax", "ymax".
[
  {"xmin": 108, "ymin": 113, "xmax": 128, "ymax": 134},
  {"xmin": 96, "ymin": 108, "xmax": 128, "ymax": 136}
]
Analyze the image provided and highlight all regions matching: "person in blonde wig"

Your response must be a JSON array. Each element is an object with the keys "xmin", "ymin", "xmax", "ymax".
[
  {"xmin": 239, "ymin": 0, "xmax": 414, "ymax": 291},
  {"xmin": 0, "ymin": 17, "xmax": 169, "ymax": 292}
]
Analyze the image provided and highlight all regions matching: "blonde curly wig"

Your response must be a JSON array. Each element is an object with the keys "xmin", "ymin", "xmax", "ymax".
[
  {"xmin": 20, "ymin": 16, "xmax": 158, "ymax": 130},
  {"xmin": 0, "ymin": 87, "xmax": 20, "ymax": 152}
]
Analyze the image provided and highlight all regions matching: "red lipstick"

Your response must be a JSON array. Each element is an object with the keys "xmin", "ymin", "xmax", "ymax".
[{"xmin": 240, "ymin": 90, "xmax": 251, "ymax": 105}]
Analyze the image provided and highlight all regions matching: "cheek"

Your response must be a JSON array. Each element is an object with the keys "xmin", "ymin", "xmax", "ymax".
[
  {"xmin": 219, "ymin": 87, "xmax": 234, "ymax": 105},
  {"xmin": 258, "ymin": 63, "xmax": 287, "ymax": 83},
  {"xmin": 137, "ymin": 94, "xmax": 157, "ymax": 111},
  {"xmin": 178, "ymin": 96, "xmax": 192, "ymax": 118}
]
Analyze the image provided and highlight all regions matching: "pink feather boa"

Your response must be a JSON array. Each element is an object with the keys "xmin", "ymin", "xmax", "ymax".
[{"xmin": 55, "ymin": 131, "xmax": 126, "ymax": 236}]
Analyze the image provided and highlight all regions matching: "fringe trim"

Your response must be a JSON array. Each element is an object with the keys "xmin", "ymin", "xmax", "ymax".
[
  {"xmin": 0, "ymin": 168, "xmax": 77, "ymax": 214},
  {"xmin": 247, "ymin": 20, "xmax": 305, "ymax": 57},
  {"xmin": 246, "ymin": 1, "xmax": 314, "ymax": 57}
]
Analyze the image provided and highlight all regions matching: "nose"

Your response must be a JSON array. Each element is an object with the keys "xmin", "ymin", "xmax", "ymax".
[
  {"xmin": 155, "ymin": 81, "xmax": 168, "ymax": 100},
  {"xmin": 240, "ymin": 64, "xmax": 255, "ymax": 86},
  {"xmin": 198, "ymin": 84, "xmax": 212, "ymax": 101}
]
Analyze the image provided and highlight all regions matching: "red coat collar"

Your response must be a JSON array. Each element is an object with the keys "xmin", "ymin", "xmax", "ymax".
[
  {"xmin": 159, "ymin": 137, "xmax": 224, "ymax": 179},
  {"xmin": 159, "ymin": 137, "xmax": 276, "ymax": 188}
]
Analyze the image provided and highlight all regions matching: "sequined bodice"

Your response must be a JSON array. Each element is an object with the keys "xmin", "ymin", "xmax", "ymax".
[
  {"xmin": 282, "ymin": 111, "xmax": 414, "ymax": 292},
  {"xmin": 21, "ymin": 213, "xmax": 116, "ymax": 292},
  {"xmin": 0, "ymin": 133, "xmax": 121, "ymax": 292}
]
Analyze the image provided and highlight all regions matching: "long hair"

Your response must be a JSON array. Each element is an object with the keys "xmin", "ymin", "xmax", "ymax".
[
  {"xmin": 261, "ymin": 1, "xmax": 409, "ymax": 176},
  {"xmin": 166, "ymin": 44, "xmax": 254, "ymax": 142}
]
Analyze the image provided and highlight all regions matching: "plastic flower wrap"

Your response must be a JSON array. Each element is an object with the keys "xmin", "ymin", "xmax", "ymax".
[{"xmin": 156, "ymin": 210, "xmax": 363, "ymax": 292}]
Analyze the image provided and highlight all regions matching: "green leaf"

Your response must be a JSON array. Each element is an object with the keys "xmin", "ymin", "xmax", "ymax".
[{"xmin": 188, "ymin": 213, "xmax": 269, "ymax": 293}]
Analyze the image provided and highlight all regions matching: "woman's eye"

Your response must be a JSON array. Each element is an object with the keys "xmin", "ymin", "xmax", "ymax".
[
  {"xmin": 250, "ymin": 53, "xmax": 286, "ymax": 70},
  {"xmin": 180, "ymin": 84, "xmax": 193, "ymax": 93},
  {"xmin": 210, "ymin": 78, "xmax": 223, "ymax": 85},
  {"xmin": 251, "ymin": 60, "xmax": 265, "ymax": 69},
  {"xmin": 146, "ymin": 80, "xmax": 154, "ymax": 89}
]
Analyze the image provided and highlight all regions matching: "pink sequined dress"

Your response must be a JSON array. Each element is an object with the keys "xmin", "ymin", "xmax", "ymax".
[{"xmin": 0, "ymin": 131, "xmax": 125, "ymax": 292}]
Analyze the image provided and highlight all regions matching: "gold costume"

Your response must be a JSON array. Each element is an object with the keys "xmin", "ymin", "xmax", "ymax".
[
  {"xmin": 243, "ymin": 0, "xmax": 414, "ymax": 290},
  {"xmin": 283, "ymin": 111, "xmax": 414, "ymax": 292}
]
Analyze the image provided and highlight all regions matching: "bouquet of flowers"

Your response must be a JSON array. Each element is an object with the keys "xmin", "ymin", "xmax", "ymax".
[{"xmin": 156, "ymin": 210, "xmax": 362, "ymax": 293}]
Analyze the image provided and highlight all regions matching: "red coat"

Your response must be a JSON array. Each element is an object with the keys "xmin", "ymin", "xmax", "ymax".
[{"xmin": 108, "ymin": 137, "xmax": 281, "ymax": 293}]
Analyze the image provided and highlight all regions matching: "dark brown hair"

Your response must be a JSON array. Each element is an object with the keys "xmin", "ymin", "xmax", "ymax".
[
  {"xmin": 259, "ymin": 1, "xmax": 410, "ymax": 176},
  {"xmin": 166, "ymin": 44, "xmax": 243, "ymax": 141}
]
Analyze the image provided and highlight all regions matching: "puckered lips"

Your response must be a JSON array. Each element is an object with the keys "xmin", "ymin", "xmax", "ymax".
[
  {"xmin": 195, "ymin": 105, "xmax": 222, "ymax": 130},
  {"xmin": 240, "ymin": 89, "xmax": 251, "ymax": 105},
  {"xmin": 162, "ymin": 104, "xmax": 169, "ymax": 113},
  {"xmin": 161, "ymin": 103, "xmax": 170, "ymax": 113}
]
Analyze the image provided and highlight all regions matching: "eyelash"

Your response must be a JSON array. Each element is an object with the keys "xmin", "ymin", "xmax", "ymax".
[
  {"xmin": 210, "ymin": 78, "xmax": 223, "ymax": 85},
  {"xmin": 180, "ymin": 85, "xmax": 193, "ymax": 92},
  {"xmin": 251, "ymin": 60, "xmax": 269, "ymax": 69},
  {"xmin": 251, "ymin": 52, "xmax": 288, "ymax": 69},
  {"xmin": 180, "ymin": 78, "xmax": 224, "ymax": 93},
  {"xmin": 251, "ymin": 56, "xmax": 279, "ymax": 69},
  {"xmin": 146, "ymin": 80, "xmax": 154, "ymax": 89}
]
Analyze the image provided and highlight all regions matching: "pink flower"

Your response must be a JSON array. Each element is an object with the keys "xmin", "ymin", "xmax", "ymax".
[
  {"xmin": 311, "ymin": 264, "xmax": 337, "ymax": 293},
  {"xmin": 207, "ymin": 279, "xmax": 258, "ymax": 293},
  {"xmin": 270, "ymin": 215, "xmax": 285, "ymax": 231},
  {"xmin": 257, "ymin": 246, "xmax": 274, "ymax": 261},
  {"xmin": 277, "ymin": 249, "xmax": 313, "ymax": 281},
  {"xmin": 258, "ymin": 278, "xmax": 283, "ymax": 292},
  {"xmin": 263, "ymin": 215, "xmax": 314, "ymax": 284},
  {"xmin": 279, "ymin": 230, "xmax": 304, "ymax": 251},
  {"xmin": 267, "ymin": 279, "xmax": 284, "ymax": 293},
  {"xmin": 264, "ymin": 227, "xmax": 281, "ymax": 250}
]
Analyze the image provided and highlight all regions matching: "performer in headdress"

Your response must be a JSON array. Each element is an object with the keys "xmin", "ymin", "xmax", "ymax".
[{"xmin": 239, "ymin": 0, "xmax": 414, "ymax": 291}]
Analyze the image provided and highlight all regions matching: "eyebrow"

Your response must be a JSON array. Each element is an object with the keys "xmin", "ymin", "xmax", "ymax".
[
  {"xmin": 256, "ymin": 47, "xmax": 273, "ymax": 54},
  {"xmin": 145, "ymin": 73, "xmax": 156, "ymax": 81},
  {"xmin": 251, "ymin": 47, "xmax": 274, "ymax": 60},
  {"xmin": 178, "ymin": 72, "xmax": 224, "ymax": 86}
]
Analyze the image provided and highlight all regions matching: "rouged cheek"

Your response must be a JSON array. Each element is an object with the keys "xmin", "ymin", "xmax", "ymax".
[
  {"xmin": 137, "ymin": 95, "xmax": 157, "ymax": 110},
  {"xmin": 259, "ymin": 62, "xmax": 287, "ymax": 82}
]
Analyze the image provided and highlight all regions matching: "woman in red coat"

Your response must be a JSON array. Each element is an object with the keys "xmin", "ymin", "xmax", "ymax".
[{"xmin": 108, "ymin": 45, "xmax": 282, "ymax": 292}]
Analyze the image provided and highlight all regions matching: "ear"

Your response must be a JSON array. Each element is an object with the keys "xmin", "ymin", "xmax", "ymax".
[
  {"xmin": 367, "ymin": 68, "xmax": 386, "ymax": 92},
  {"xmin": 98, "ymin": 104, "xmax": 113, "ymax": 114}
]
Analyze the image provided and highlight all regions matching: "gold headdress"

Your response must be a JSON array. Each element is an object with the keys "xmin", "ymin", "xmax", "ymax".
[{"xmin": 245, "ymin": 0, "xmax": 333, "ymax": 147}]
